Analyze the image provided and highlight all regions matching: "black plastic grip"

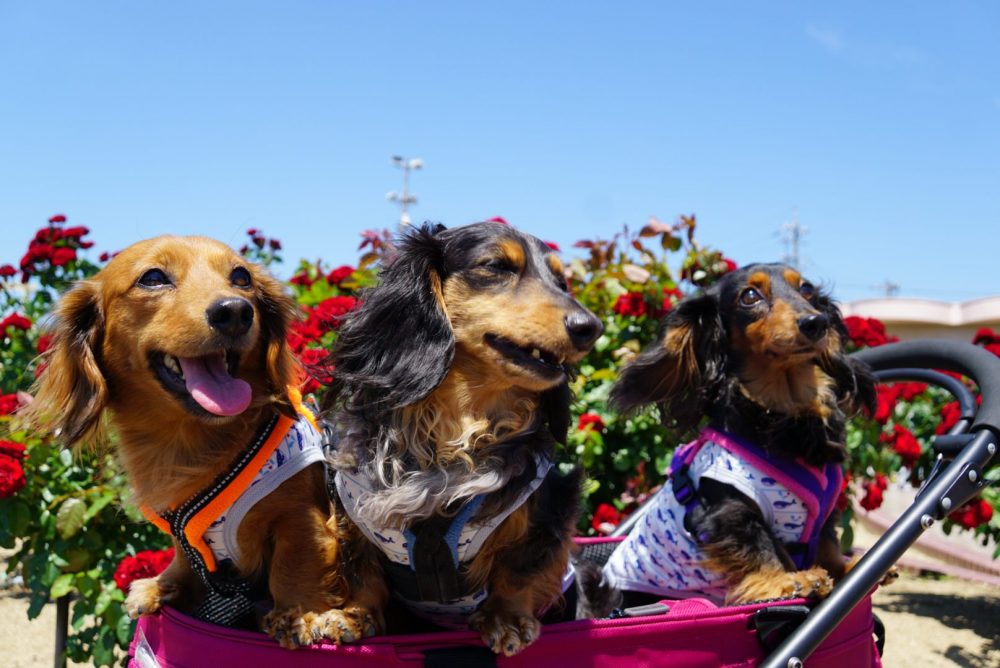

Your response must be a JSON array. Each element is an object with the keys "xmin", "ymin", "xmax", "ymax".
[{"xmin": 852, "ymin": 339, "xmax": 1000, "ymax": 437}]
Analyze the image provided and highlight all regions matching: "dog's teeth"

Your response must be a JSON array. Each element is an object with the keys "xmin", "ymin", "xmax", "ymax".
[
  {"xmin": 163, "ymin": 355, "xmax": 182, "ymax": 377},
  {"xmin": 531, "ymin": 348, "xmax": 541, "ymax": 360}
]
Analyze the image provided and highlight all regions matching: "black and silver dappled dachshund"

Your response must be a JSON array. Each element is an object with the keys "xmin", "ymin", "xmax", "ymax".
[
  {"xmin": 595, "ymin": 263, "xmax": 886, "ymax": 611},
  {"xmin": 324, "ymin": 222, "xmax": 602, "ymax": 655}
]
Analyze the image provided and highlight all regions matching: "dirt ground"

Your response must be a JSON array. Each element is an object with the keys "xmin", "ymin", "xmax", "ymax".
[{"xmin": 1, "ymin": 572, "xmax": 997, "ymax": 667}]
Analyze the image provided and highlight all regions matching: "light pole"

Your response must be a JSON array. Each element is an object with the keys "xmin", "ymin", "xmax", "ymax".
[{"xmin": 386, "ymin": 155, "xmax": 423, "ymax": 228}]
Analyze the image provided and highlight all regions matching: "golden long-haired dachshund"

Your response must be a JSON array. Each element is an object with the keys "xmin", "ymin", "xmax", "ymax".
[
  {"xmin": 326, "ymin": 222, "xmax": 603, "ymax": 655},
  {"xmin": 24, "ymin": 236, "xmax": 377, "ymax": 648}
]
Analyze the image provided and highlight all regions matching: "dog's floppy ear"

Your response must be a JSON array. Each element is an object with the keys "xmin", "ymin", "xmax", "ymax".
[
  {"xmin": 539, "ymin": 379, "xmax": 571, "ymax": 445},
  {"xmin": 252, "ymin": 266, "xmax": 301, "ymax": 419},
  {"xmin": 24, "ymin": 280, "xmax": 108, "ymax": 448},
  {"xmin": 814, "ymin": 291, "xmax": 878, "ymax": 415},
  {"xmin": 330, "ymin": 223, "xmax": 454, "ymax": 420},
  {"xmin": 610, "ymin": 289, "xmax": 726, "ymax": 432}
]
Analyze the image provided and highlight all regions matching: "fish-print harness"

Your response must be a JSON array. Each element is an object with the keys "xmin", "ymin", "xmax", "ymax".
[{"xmin": 140, "ymin": 390, "xmax": 325, "ymax": 626}]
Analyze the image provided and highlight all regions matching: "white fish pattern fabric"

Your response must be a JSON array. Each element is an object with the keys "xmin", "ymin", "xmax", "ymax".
[{"xmin": 602, "ymin": 440, "xmax": 808, "ymax": 602}]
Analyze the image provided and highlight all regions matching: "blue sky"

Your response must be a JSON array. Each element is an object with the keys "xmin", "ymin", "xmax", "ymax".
[{"xmin": 1, "ymin": 1, "xmax": 998, "ymax": 302}]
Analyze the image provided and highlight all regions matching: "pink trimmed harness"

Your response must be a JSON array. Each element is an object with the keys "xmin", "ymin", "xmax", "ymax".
[{"xmin": 669, "ymin": 427, "xmax": 843, "ymax": 569}]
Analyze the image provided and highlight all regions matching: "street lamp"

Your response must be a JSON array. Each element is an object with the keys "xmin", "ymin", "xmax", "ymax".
[{"xmin": 386, "ymin": 155, "xmax": 423, "ymax": 228}]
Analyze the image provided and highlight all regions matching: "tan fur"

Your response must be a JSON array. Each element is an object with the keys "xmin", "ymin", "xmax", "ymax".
[
  {"xmin": 748, "ymin": 271, "xmax": 771, "ymax": 298},
  {"xmin": 497, "ymin": 239, "xmax": 526, "ymax": 271},
  {"xmin": 783, "ymin": 268, "xmax": 802, "ymax": 289},
  {"xmin": 23, "ymin": 236, "xmax": 364, "ymax": 648},
  {"xmin": 726, "ymin": 565, "xmax": 833, "ymax": 604}
]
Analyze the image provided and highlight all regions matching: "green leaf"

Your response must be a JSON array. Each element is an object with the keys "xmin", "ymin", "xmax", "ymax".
[
  {"xmin": 50, "ymin": 573, "xmax": 75, "ymax": 599},
  {"xmin": 71, "ymin": 599, "xmax": 88, "ymax": 631},
  {"xmin": 27, "ymin": 591, "xmax": 48, "ymax": 620},
  {"xmin": 95, "ymin": 587, "xmax": 113, "ymax": 616},
  {"xmin": 84, "ymin": 492, "xmax": 116, "ymax": 521},
  {"xmin": 55, "ymin": 498, "xmax": 87, "ymax": 539},
  {"xmin": 116, "ymin": 613, "xmax": 136, "ymax": 646}
]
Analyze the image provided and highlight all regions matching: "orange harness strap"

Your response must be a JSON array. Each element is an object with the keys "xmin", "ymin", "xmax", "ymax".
[{"xmin": 140, "ymin": 389, "xmax": 318, "ymax": 573}]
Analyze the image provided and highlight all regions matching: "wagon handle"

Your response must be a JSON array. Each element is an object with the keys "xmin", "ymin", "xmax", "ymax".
[{"xmin": 762, "ymin": 339, "xmax": 1000, "ymax": 668}]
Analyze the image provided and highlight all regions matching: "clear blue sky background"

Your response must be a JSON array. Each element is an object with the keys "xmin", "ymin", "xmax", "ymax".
[{"xmin": 2, "ymin": 1, "xmax": 998, "ymax": 302}]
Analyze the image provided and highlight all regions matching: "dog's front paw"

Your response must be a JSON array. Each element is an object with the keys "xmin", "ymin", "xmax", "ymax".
[
  {"xmin": 728, "ymin": 567, "xmax": 834, "ymax": 604},
  {"xmin": 124, "ymin": 577, "xmax": 163, "ymax": 618},
  {"xmin": 313, "ymin": 608, "xmax": 378, "ymax": 645},
  {"xmin": 263, "ymin": 608, "xmax": 320, "ymax": 649},
  {"xmin": 470, "ymin": 609, "xmax": 540, "ymax": 656}
]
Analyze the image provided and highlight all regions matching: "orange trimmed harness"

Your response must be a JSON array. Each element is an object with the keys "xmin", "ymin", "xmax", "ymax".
[{"xmin": 140, "ymin": 388, "xmax": 322, "ymax": 625}]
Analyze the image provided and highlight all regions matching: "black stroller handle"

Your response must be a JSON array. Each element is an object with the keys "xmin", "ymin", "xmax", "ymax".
[
  {"xmin": 763, "ymin": 339, "xmax": 1000, "ymax": 668},
  {"xmin": 853, "ymin": 338, "xmax": 1000, "ymax": 437}
]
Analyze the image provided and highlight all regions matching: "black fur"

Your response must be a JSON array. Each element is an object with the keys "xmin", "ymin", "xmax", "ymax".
[{"xmin": 591, "ymin": 263, "xmax": 878, "ymax": 612}]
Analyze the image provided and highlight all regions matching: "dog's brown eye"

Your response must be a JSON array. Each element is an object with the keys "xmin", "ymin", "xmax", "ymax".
[
  {"xmin": 137, "ymin": 268, "xmax": 171, "ymax": 288},
  {"xmin": 739, "ymin": 287, "xmax": 763, "ymax": 307},
  {"xmin": 230, "ymin": 267, "xmax": 252, "ymax": 288},
  {"xmin": 480, "ymin": 259, "xmax": 516, "ymax": 275},
  {"xmin": 800, "ymin": 282, "xmax": 816, "ymax": 300}
]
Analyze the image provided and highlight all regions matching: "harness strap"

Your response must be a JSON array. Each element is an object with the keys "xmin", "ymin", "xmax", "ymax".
[{"xmin": 140, "ymin": 388, "xmax": 316, "ymax": 574}]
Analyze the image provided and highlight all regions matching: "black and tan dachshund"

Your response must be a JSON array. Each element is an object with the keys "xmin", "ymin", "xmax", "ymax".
[
  {"xmin": 324, "ymin": 221, "xmax": 602, "ymax": 655},
  {"xmin": 598, "ymin": 263, "xmax": 881, "ymax": 609}
]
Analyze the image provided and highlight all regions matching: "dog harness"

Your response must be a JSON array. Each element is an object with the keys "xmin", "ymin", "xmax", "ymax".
[
  {"xmin": 140, "ymin": 389, "xmax": 324, "ymax": 626},
  {"xmin": 334, "ymin": 456, "xmax": 553, "ymax": 629},
  {"xmin": 603, "ymin": 427, "xmax": 843, "ymax": 602}
]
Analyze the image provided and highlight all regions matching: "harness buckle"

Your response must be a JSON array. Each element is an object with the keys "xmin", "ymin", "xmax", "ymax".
[{"xmin": 670, "ymin": 465, "xmax": 697, "ymax": 507}]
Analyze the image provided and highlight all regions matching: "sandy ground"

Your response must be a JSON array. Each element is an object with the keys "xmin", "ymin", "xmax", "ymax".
[{"xmin": 0, "ymin": 572, "xmax": 996, "ymax": 667}]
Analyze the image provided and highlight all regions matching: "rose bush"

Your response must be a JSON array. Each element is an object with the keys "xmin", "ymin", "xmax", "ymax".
[{"xmin": 1, "ymin": 213, "xmax": 998, "ymax": 665}]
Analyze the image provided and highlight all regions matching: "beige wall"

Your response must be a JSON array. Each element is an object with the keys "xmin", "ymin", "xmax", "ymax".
[{"xmin": 841, "ymin": 297, "xmax": 1000, "ymax": 343}]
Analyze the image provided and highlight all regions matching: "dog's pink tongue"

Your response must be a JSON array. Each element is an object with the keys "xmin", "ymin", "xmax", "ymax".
[{"xmin": 178, "ymin": 354, "xmax": 252, "ymax": 416}]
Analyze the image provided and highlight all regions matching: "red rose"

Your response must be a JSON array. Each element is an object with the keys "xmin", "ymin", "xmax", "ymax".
[
  {"xmin": 872, "ymin": 386, "xmax": 899, "ymax": 424},
  {"xmin": 289, "ymin": 271, "xmax": 315, "ymax": 288},
  {"xmin": 845, "ymin": 316, "xmax": 891, "ymax": 348},
  {"xmin": 835, "ymin": 473, "xmax": 851, "ymax": 512},
  {"xmin": 246, "ymin": 228, "xmax": 258, "ymax": 236},
  {"xmin": 973, "ymin": 328, "xmax": 1000, "ymax": 346},
  {"xmin": 577, "ymin": 412, "xmax": 605, "ymax": 432},
  {"xmin": 0, "ymin": 264, "xmax": 15, "ymax": 278},
  {"xmin": 948, "ymin": 498, "xmax": 994, "ymax": 529},
  {"xmin": 60, "ymin": 226, "xmax": 89, "ymax": 239},
  {"xmin": 613, "ymin": 292, "xmax": 648, "ymax": 318},
  {"xmin": 0, "ymin": 440, "xmax": 26, "ymax": 460},
  {"xmin": 113, "ymin": 548, "xmax": 175, "ymax": 594},
  {"xmin": 722, "ymin": 257, "xmax": 737, "ymax": 272},
  {"xmin": 99, "ymin": 251, "xmax": 110, "ymax": 262},
  {"xmin": 0, "ymin": 394, "xmax": 19, "ymax": 416},
  {"xmin": 936, "ymin": 401, "xmax": 962, "ymax": 435},
  {"xmin": 269, "ymin": 239, "xmax": 282, "ymax": 251},
  {"xmin": 859, "ymin": 482, "xmax": 884, "ymax": 511},
  {"xmin": 36, "ymin": 334, "xmax": 53, "ymax": 354},
  {"xmin": 544, "ymin": 241, "xmax": 560, "ymax": 252},
  {"xmin": 297, "ymin": 348, "xmax": 334, "ymax": 396},
  {"xmin": 591, "ymin": 503, "xmax": 621, "ymax": 535},
  {"xmin": 48, "ymin": 214, "xmax": 67, "ymax": 224},
  {"xmin": 897, "ymin": 382, "xmax": 927, "ymax": 401},
  {"xmin": 311, "ymin": 296, "xmax": 358, "ymax": 330},
  {"xmin": 50, "ymin": 247, "xmax": 77, "ymax": 267},
  {"xmin": 326, "ymin": 265, "xmax": 355, "ymax": 285},
  {"xmin": 0, "ymin": 314, "xmax": 32, "ymax": 332},
  {"xmin": 252, "ymin": 236, "xmax": 265, "ymax": 249},
  {"xmin": 0, "ymin": 457, "xmax": 26, "ymax": 498},
  {"xmin": 485, "ymin": 217, "xmax": 508, "ymax": 225},
  {"xmin": 880, "ymin": 424, "xmax": 922, "ymax": 467}
]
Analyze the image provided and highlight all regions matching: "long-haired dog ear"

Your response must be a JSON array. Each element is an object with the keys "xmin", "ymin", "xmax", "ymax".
[
  {"xmin": 609, "ymin": 290, "xmax": 726, "ymax": 432},
  {"xmin": 252, "ymin": 266, "xmax": 301, "ymax": 419},
  {"xmin": 23, "ymin": 280, "xmax": 108, "ymax": 448},
  {"xmin": 329, "ymin": 223, "xmax": 454, "ymax": 420},
  {"xmin": 539, "ymin": 379, "xmax": 571, "ymax": 445},
  {"xmin": 813, "ymin": 291, "xmax": 878, "ymax": 415}
]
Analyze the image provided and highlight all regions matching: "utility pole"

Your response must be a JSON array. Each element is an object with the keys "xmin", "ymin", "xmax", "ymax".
[
  {"xmin": 880, "ymin": 280, "xmax": 900, "ymax": 297},
  {"xmin": 386, "ymin": 155, "xmax": 423, "ymax": 228},
  {"xmin": 781, "ymin": 208, "xmax": 806, "ymax": 270}
]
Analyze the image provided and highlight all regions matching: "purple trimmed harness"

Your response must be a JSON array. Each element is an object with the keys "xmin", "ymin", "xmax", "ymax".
[{"xmin": 669, "ymin": 427, "xmax": 843, "ymax": 570}]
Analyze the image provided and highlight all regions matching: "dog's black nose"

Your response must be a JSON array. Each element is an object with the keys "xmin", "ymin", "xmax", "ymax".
[
  {"xmin": 798, "ymin": 314, "xmax": 829, "ymax": 341},
  {"xmin": 565, "ymin": 310, "xmax": 603, "ymax": 349},
  {"xmin": 207, "ymin": 298, "xmax": 254, "ymax": 338}
]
